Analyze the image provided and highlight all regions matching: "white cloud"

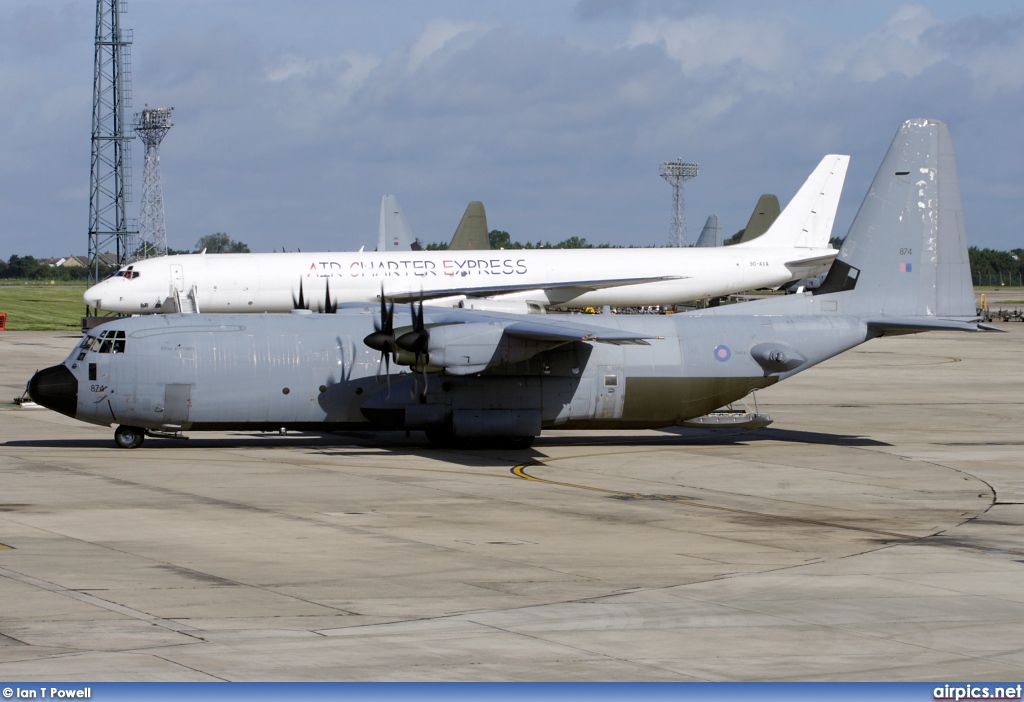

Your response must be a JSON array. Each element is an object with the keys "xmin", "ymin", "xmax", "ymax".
[
  {"xmin": 406, "ymin": 18, "xmax": 491, "ymax": 74},
  {"xmin": 625, "ymin": 14, "xmax": 795, "ymax": 79},
  {"xmin": 266, "ymin": 51, "xmax": 380, "ymax": 90},
  {"xmin": 836, "ymin": 4, "xmax": 943, "ymax": 82}
]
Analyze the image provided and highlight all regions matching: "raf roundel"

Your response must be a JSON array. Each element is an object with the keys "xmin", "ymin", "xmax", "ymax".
[{"xmin": 713, "ymin": 344, "xmax": 731, "ymax": 362}]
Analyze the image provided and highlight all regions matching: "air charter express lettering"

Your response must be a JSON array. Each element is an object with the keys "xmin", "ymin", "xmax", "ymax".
[{"xmin": 306, "ymin": 258, "xmax": 530, "ymax": 278}]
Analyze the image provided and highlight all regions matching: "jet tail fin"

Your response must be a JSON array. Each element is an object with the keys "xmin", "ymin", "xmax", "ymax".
[
  {"xmin": 694, "ymin": 215, "xmax": 721, "ymax": 247},
  {"xmin": 814, "ymin": 119, "xmax": 975, "ymax": 320},
  {"xmin": 735, "ymin": 155, "xmax": 849, "ymax": 249},
  {"xmin": 377, "ymin": 195, "xmax": 416, "ymax": 251},
  {"xmin": 449, "ymin": 201, "xmax": 490, "ymax": 250},
  {"xmin": 737, "ymin": 194, "xmax": 780, "ymax": 243}
]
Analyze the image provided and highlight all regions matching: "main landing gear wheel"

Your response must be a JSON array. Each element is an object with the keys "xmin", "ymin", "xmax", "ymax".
[
  {"xmin": 114, "ymin": 425, "xmax": 145, "ymax": 449},
  {"xmin": 498, "ymin": 436, "xmax": 535, "ymax": 450}
]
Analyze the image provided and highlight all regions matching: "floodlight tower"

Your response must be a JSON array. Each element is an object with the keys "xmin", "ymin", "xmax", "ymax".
[
  {"xmin": 660, "ymin": 159, "xmax": 699, "ymax": 247},
  {"xmin": 134, "ymin": 106, "xmax": 174, "ymax": 258},
  {"xmin": 87, "ymin": 0, "xmax": 137, "ymax": 311}
]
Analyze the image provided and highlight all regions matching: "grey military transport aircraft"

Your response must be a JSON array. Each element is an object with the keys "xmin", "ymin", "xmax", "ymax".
[{"xmin": 28, "ymin": 119, "xmax": 992, "ymax": 449}]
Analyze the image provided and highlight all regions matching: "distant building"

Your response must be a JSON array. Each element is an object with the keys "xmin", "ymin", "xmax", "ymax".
[{"xmin": 54, "ymin": 254, "xmax": 116, "ymax": 268}]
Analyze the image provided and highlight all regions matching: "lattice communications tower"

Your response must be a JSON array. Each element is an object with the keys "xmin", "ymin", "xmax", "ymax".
[
  {"xmin": 87, "ymin": 0, "xmax": 136, "ymax": 310},
  {"xmin": 134, "ymin": 106, "xmax": 174, "ymax": 258},
  {"xmin": 660, "ymin": 159, "xmax": 699, "ymax": 247}
]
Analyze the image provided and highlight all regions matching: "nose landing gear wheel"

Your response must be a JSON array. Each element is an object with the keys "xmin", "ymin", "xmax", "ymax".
[{"xmin": 114, "ymin": 425, "xmax": 145, "ymax": 449}]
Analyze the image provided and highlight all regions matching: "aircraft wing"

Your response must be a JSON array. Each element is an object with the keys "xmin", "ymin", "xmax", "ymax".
[
  {"xmin": 424, "ymin": 306, "xmax": 661, "ymax": 343},
  {"xmin": 414, "ymin": 308, "xmax": 660, "ymax": 374},
  {"xmin": 384, "ymin": 275, "xmax": 685, "ymax": 303},
  {"xmin": 502, "ymin": 319, "xmax": 655, "ymax": 344}
]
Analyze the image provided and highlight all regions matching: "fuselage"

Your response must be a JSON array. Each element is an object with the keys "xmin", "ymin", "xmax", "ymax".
[
  {"xmin": 83, "ymin": 246, "xmax": 835, "ymax": 315},
  {"xmin": 32, "ymin": 306, "xmax": 867, "ymax": 437}
]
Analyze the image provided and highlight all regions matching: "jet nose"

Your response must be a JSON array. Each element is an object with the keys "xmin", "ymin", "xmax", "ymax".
[
  {"xmin": 28, "ymin": 364, "xmax": 78, "ymax": 418},
  {"xmin": 83, "ymin": 284, "xmax": 101, "ymax": 310}
]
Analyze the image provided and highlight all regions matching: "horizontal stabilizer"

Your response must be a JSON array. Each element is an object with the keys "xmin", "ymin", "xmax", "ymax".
[
  {"xmin": 866, "ymin": 318, "xmax": 987, "ymax": 335},
  {"xmin": 784, "ymin": 253, "xmax": 838, "ymax": 269}
]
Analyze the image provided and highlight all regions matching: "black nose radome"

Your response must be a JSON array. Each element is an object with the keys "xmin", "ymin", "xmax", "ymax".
[{"xmin": 28, "ymin": 364, "xmax": 78, "ymax": 418}]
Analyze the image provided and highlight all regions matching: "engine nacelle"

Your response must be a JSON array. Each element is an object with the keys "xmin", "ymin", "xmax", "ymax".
[{"xmin": 426, "ymin": 323, "xmax": 564, "ymax": 375}]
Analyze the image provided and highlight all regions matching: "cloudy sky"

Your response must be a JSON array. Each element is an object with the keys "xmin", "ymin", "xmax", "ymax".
[{"xmin": 2, "ymin": 0, "xmax": 1023, "ymax": 258}]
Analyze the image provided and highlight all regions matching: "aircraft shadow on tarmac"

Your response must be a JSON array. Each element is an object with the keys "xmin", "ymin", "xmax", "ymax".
[{"xmin": 3, "ymin": 427, "xmax": 889, "ymax": 455}]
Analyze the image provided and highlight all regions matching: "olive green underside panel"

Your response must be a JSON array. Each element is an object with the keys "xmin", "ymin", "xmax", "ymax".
[{"xmin": 561, "ymin": 375, "xmax": 777, "ymax": 430}]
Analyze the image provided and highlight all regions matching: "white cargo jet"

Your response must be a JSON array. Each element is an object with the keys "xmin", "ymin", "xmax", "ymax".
[{"xmin": 84, "ymin": 155, "xmax": 848, "ymax": 315}]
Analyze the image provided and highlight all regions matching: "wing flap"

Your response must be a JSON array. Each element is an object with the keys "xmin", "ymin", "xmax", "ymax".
[{"xmin": 503, "ymin": 319, "xmax": 656, "ymax": 344}]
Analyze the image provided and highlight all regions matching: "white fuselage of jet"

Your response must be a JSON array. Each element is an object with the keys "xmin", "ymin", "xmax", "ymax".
[
  {"xmin": 84, "ymin": 244, "xmax": 836, "ymax": 314},
  {"xmin": 85, "ymin": 155, "xmax": 848, "ymax": 314}
]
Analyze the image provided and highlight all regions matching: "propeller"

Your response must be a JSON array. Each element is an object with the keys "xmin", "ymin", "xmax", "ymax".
[
  {"xmin": 319, "ymin": 279, "xmax": 337, "ymax": 314},
  {"xmin": 363, "ymin": 288, "xmax": 397, "ymax": 391},
  {"xmin": 396, "ymin": 297, "xmax": 430, "ymax": 400},
  {"xmin": 292, "ymin": 278, "xmax": 306, "ymax": 310}
]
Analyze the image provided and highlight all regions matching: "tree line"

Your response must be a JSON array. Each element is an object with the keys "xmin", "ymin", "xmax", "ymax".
[
  {"xmin": 164, "ymin": 233, "xmax": 251, "ymax": 255},
  {"xmin": 0, "ymin": 234, "xmax": 252, "ymax": 281},
  {"xmin": 968, "ymin": 247, "xmax": 1024, "ymax": 276},
  {"xmin": 424, "ymin": 231, "xmax": 619, "ymax": 250}
]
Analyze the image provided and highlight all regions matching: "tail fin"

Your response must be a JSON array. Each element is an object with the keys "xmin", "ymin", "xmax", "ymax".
[
  {"xmin": 449, "ymin": 201, "xmax": 490, "ymax": 250},
  {"xmin": 737, "ymin": 194, "xmax": 780, "ymax": 244},
  {"xmin": 377, "ymin": 195, "xmax": 416, "ymax": 251},
  {"xmin": 815, "ymin": 119, "xmax": 975, "ymax": 321},
  {"xmin": 736, "ymin": 155, "xmax": 849, "ymax": 249},
  {"xmin": 694, "ymin": 215, "xmax": 721, "ymax": 247}
]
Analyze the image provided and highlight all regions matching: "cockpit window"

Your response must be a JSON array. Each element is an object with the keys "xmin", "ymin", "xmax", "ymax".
[
  {"xmin": 113, "ymin": 266, "xmax": 140, "ymax": 280},
  {"xmin": 80, "ymin": 329, "xmax": 127, "ymax": 355}
]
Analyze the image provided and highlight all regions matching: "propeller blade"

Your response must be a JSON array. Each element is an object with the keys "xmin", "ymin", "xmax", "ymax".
[
  {"xmin": 292, "ymin": 278, "xmax": 306, "ymax": 310},
  {"xmin": 325, "ymin": 280, "xmax": 336, "ymax": 314},
  {"xmin": 365, "ymin": 285, "xmax": 397, "ymax": 397},
  {"xmin": 396, "ymin": 299, "xmax": 429, "ymax": 356}
]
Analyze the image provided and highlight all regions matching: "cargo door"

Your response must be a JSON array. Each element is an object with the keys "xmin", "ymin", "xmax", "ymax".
[
  {"xmin": 596, "ymin": 365, "xmax": 625, "ymax": 419},
  {"xmin": 162, "ymin": 383, "xmax": 192, "ymax": 428},
  {"xmin": 170, "ymin": 263, "xmax": 184, "ymax": 294},
  {"xmin": 731, "ymin": 254, "xmax": 747, "ymax": 289}
]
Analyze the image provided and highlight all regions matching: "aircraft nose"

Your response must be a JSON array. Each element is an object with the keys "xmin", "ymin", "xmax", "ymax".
[
  {"xmin": 83, "ymin": 284, "xmax": 101, "ymax": 309},
  {"xmin": 28, "ymin": 364, "xmax": 78, "ymax": 419}
]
